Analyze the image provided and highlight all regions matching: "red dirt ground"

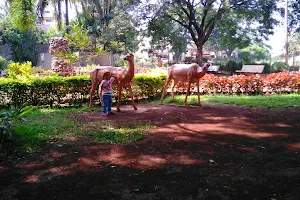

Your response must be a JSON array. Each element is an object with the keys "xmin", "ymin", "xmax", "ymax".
[{"xmin": 1, "ymin": 103, "xmax": 300, "ymax": 200}]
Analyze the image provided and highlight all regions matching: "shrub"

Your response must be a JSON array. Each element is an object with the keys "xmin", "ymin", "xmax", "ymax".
[
  {"xmin": 1, "ymin": 29, "xmax": 39, "ymax": 65},
  {"xmin": 223, "ymin": 60, "xmax": 242, "ymax": 74},
  {"xmin": 261, "ymin": 62, "xmax": 271, "ymax": 74},
  {"xmin": 133, "ymin": 73, "xmax": 165, "ymax": 99},
  {"xmin": 0, "ymin": 104, "xmax": 34, "ymax": 149},
  {"xmin": 7, "ymin": 61, "xmax": 32, "ymax": 79},
  {"xmin": 0, "ymin": 56, "xmax": 8, "ymax": 71},
  {"xmin": 0, "ymin": 71, "xmax": 299, "ymax": 108},
  {"xmin": 271, "ymin": 62, "xmax": 289, "ymax": 73}
]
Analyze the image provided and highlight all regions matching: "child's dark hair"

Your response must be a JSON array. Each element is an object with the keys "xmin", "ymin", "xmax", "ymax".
[{"xmin": 102, "ymin": 71, "xmax": 110, "ymax": 79}]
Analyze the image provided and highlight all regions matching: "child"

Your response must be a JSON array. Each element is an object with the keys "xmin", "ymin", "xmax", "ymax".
[{"xmin": 99, "ymin": 71, "xmax": 115, "ymax": 116}]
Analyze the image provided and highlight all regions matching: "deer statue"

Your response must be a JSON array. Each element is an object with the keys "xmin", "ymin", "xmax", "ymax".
[
  {"xmin": 89, "ymin": 54, "xmax": 137, "ymax": 111},
  {"xmin": 160, "ymin": 62, "xmax": 210, "ymax": 105}
]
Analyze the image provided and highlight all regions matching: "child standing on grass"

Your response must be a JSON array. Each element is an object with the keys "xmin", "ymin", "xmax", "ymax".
[{"xmin": 99, "ymin": 71, "xmax": 115, "ymax": 116}]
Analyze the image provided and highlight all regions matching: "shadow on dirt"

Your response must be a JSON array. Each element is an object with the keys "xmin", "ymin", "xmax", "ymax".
[{"xmin": 1, "ymin": 103, "xmax": 300, "ymax": 200}]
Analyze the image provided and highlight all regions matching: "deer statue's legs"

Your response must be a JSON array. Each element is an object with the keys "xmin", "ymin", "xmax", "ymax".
[
  {"xmin": 89, "ymin": 81, "xmax": 98, "ymax": 107},
  {"xmin": 171, "ymin": 80, "xmax": 178, "ymax": 102},
  {"xmin": 184, "ymin": 80, "xmax": 192, "ymax": 105},
  {"xmin": 116, "ymin": 86, "xmax": 122, "ymax": 112},
  {"xmin": 128, "ymin": 84, "xmax": 137, "ymax": 110},
  {"xmin": 160, "ymin": 77, "xmax": 172, "ymax": 103},
  {"xmin": 196, "ymin": 81, "xmax": 201, "ymax": 105}
]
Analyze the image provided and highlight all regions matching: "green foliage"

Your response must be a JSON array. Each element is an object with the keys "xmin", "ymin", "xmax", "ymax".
[
  {"xmin": 0, "ymin": 71, "xmax": 299, "ymax": 108},
  {"xmin": 0, "ymin": 104, "xmax": 34, "ymax": 149},
  {"xmin": 113, "ymin": 56, "xmax": 128, "ymax": 67},
  {"xmin": 161, "ymin": 93, "xmax": 300, "ymax": 108},
  {"xmin": 10, "ymin": 0, "xmax": 36, "ymax": 31},
  {"xmin": 0, "ymin": 75, "xmax": 91, "ymax": 108},
  {"xmin": 271, "ymin": 62, "xmax": 290, "ymax": 73},
  {"xmin": 133, "ymin": 73, "xmax": 165, "ymax": 99},
  {"xmin": 287, "ymin": 0, "xmax": 300, "ymax": 31},
  {"xmin": 56, "ymin": 52, "xmax": 79, "ymax": 64},
  {"xmin": 65, "ymin": 23, "xmax": 91, "ymax": 52},
  {"xmin": 74, "ymin": 4, "xmax": 139, "ymax": 54},
  {"xmin": 148, "ymin": 17, "xmax": 188, "ymax": 59},
  {"xmin": 261, "ymin": 63, "xmax": 271, "ymax": 74},
  {"xmin": 0, "ymin": 56, "xmax": 8, "ymax": 71},
  {"xmin": 1, "ymin": 29, "xmax": 39, "ymax": 65},
  {"xmin": 238, "ymin": 45, "xmax": 270, "ymax": 63},
  {"xmin": 91, "ymin": 121, "xmax": 151, "ymax": 144},
  {"xmin": 3, "ymin": 108, "xmax": 148, "ymax": 155},
  {"xmin": 35, "ymin": 28, "xmax": 64, "ymax": 44},
  {"xmin": 222, "ymin": 60, "xmax": 243, "ymax": 74},
  {"xmin": 206, "ymin": 11, "xmax": 251, "ymax": 58},
  {"xmin": 7, "ymin": 61, "xmax": 32, "ymax": 79},
  {"xmin": 146, "ymin": 0, "xmax": 277, "ymax": 63}
]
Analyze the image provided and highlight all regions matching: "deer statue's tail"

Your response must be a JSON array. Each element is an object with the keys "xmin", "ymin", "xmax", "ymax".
[{"xmin": 89, "ymin": 68, "xmax": 100, "ymax": 83}]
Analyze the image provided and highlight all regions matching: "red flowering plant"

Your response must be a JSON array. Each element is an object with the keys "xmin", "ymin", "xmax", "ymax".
[{"xmin": 171, "ymin": 70, "xmax": 299, "ymax": 95}]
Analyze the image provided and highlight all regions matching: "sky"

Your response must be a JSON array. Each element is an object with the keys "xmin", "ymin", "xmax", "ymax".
[{"xmin": 265, "ymin": 25, "xmax": 286, "ymax": 56}]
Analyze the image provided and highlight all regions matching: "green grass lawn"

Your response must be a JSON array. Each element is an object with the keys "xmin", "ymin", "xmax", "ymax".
[
  {"xmin": 159, "ymin": 93, "xmax": 300, "ymax": 108},
  {"xmin": 1, "ymin": 106, "xmax": 151, "ymax": 158},
  {"xmin": 1, "ymin": 93, "xmax": 299, "ymax": 159}
]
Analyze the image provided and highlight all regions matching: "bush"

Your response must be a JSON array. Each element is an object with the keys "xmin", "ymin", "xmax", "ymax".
[
  {"xmin": 223, "ymin": 60, "xmax": 243, "ymax": 74},
  {"xmin": 261, "ymin": 63, "xmax": 271, "ymax": 74},
  {"xmin": 1, "ymin": 29, "xmax": 39, "ymax": 65},
  {"xmin": 7, "ymin": 61, "xmax": 33, "ymax": 79},
  {"xmin": 0, "ymin": 104, "xmax": 34, "ymax": 149},
  {"xmin": 133, "ymin": 73, "xmax": 165, "ymax": 99},
  {"xmin": 271, "ymin": 62, "xmax": 289, "ymax": 73},
  {"xmin": 0, "ymin": 56, "xmax": 8, "ymax": 71},
  {"xmin": 0, "ymin": 71, "xmax": 299, "ymax": 108}
]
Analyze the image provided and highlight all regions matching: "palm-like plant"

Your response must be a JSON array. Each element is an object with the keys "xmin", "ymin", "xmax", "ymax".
[{"xmin": 0, "ymin": 105, "xmax": 34, "ymax": 149}]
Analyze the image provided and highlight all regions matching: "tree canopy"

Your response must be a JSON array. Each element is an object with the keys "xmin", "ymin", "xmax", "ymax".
[{"xmin": 145, "ymin": 0, "xmax": 278, "ymax": 64}]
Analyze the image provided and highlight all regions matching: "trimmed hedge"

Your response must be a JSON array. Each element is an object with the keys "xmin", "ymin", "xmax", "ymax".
[
  {"xmin": 0, "ymin": 70, "xmax": 299, "ymax": 108},
  {"xmin": 0, "ymin": 73, "xmax": 165, "ymax": 108}
]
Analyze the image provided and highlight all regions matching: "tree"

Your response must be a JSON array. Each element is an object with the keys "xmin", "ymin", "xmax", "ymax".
[
  {"xmin": 277, "ymin": 0, "xmax": 300, "ymax": 32},
  {"xmin": 146, "ymin": 0, "xmax": 278, "ymax": 64},
  {"xmin": 74, "ymin": 1, "xmax": 140, "ymax": 53},
  {"xmin": 0, "ymin": 0, "xmax": 39, "ymax": 64},
  {"xmin": 205, "ymin": 11, "xmax": 251, "ymax": 58},
  {"xmin": 10, "ymin": 0, "xmax": 36, "ymax": 31},
  {"xmin": 147, "ymin": 16, "xmax": 188, "ymax": 62},
  {"xmin": 289, "ymin": 0, "xmax": 300, "ymax": 31},
  {"xmin": 238, "ymin": 44, "xmax": 270, "ymax": 63},
  {"xmin": 289, "ymin": 32, "xmax": 300, "ymax": 66}
]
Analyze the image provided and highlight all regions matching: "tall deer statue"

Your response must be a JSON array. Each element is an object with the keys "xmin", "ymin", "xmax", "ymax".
[
  {"xmin": 160, "ymin": 63, "xmax": 210, "ymax": 105},
  {"xmin": 89, "ymin": 54, "xmax": 137, "ymax": 111}
]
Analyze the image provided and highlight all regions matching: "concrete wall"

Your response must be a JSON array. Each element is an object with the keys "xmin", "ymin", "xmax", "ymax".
[
  {"xmin": 0, "ymin": 44, "xmax": 13, "ymax": 60},
  {"xmin": 0, "ymin": 44, "xmax": 113, "ymax": 69}
]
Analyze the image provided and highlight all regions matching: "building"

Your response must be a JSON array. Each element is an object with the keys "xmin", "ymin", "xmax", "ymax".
[{"xmin": 37, "ymin": 8, "xmax": 57, "ymax": 30}]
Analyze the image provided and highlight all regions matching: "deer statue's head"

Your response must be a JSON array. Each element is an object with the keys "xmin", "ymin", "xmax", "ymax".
[
  {"xmin": 124, "ymin": 54, "xmax": 134, "ymax": 62},
  {"xmin": 202, "ymin": 63, "xmax": 210, "ymax": 72}
]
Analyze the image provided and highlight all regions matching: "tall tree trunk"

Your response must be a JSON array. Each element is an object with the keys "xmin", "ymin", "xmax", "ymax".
[
  {"xmin": 65, "ymin": 0, "xmax": 69, "ymax": 33},
  {"xmin": 196, "ymin": 43, "xmax": 203, "ymax": 65},
  {"xmin": 57, "ymin": 0, "xmax": 62, "ymax": 30}
]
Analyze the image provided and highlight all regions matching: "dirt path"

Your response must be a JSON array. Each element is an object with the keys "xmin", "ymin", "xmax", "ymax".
[{"xmin": 1, "ymin": 103, "xmax": 300, "ymax": 200}]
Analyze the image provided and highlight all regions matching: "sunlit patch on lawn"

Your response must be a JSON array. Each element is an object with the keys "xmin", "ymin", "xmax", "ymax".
[
  {"xmin": 273, "ymin": 123, "xmax": 293, "ymax": 128},
  {"xmin": 286, "ymin": 142, "xmax": 300, "ymax": 150},
  {"xmin": 234, "ymin": 146, "xmax": 257, "ymax": 152},
  {"xmin": 24, "ymin": 175, "xmax": 40, "ymax": 183},
  {"xmin": 20, "ymin": 162, "xmax": 44, "ymax": 169}
]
